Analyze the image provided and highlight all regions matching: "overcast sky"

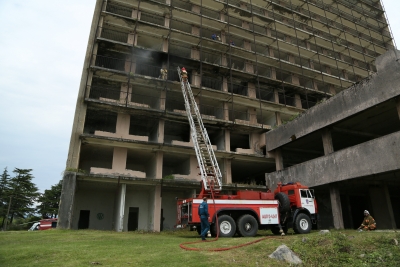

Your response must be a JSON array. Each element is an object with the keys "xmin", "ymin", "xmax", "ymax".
[{"xmin": 0, "ymin": 0, "xmax": 399, "ymax": 192}]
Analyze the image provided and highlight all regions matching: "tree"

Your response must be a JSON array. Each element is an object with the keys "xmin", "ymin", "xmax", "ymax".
[
  {"xmin": 5, "ymin": 168, "xmax": 40, "ymax": 225},
  {"xmin": 0, "ymin": 167, "xmax": 11, "ymax": 227},
  {"xmin": 36, "ymin": 180, "xmax": 62, "ymax": 218}
]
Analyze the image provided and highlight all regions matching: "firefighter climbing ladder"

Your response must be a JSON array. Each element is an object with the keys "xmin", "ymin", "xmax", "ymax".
[{"xmin": 177, "ymin": 67, "xmax": 222, "ymax": 192}]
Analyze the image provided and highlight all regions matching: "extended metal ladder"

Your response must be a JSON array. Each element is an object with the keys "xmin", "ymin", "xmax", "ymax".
[{"xmin": 177, "ymin": 67, "xmax": 222, "ymax": 192}]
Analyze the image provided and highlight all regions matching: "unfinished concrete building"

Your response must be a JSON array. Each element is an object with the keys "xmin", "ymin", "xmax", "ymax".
[{"xmin": 59, "ymin": 0, "xmax": 395, "ymax": 231}]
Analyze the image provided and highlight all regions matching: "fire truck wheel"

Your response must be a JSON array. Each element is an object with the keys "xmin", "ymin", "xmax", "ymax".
[
  {"xmin": 237, "ymin": 214, "xmax": 258, "ymax": 237},
  {"xmin": 293, "ymin": 213, "xmax": 312, "ymax": 234},
  {"xmin": 275, "ymin": 192, "xmax": 290, "ymax": 213},
  {"xmin": 215, "ymin": 215, "xmax": 236, "ymax": 237}
]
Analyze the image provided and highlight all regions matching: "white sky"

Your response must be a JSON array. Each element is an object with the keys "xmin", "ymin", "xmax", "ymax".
[{"xmin": 0, "ymin": 0, "xmax": 399, "ymax": 192}]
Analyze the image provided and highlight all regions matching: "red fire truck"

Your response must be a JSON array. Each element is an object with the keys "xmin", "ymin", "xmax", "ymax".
[{"xmin": 175, "ymin": 67, "xmax": 318, "ymax": 237}]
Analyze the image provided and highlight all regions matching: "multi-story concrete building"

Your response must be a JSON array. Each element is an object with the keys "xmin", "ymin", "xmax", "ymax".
[{"xmin": 59, "ymin": 0, "xmax": 395, "ymax": 231}]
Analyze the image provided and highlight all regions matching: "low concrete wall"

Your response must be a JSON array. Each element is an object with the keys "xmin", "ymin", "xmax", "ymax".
[
  {"xmin": 266, "ymin": 131, "xmax": 400, "ymax": 188},
  {"xmin": 265, "ymin": 50, "xmax": 400, "ymax": 152}
]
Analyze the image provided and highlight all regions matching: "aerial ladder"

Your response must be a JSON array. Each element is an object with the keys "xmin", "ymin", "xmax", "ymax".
[{"xmin": 177, "ymin": 67, "xmax": 222, "ymax": 196}]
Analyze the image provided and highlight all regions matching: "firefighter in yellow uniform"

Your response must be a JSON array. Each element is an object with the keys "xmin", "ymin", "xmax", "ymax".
[
  {"xmin": 358, "ymin": 210, "xmax": 376, "ymax": 231},
  {"xmin": 181, "ymin": 67, "xmax": 188, "ymax": 82}
]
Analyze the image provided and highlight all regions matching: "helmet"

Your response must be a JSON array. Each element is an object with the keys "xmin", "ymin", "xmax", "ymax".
[{"xmin": 181, "ymin": 67, "xmax": 187, "ymax": 72}]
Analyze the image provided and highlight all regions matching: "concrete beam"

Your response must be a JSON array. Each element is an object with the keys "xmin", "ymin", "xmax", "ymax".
[
  {"xmin": 264, "ymin": 50, "xmax": 400, "ymax": 152},
  {"xmin": 265, "ymin": 131, "xmax": 400, "ymax": 188}
]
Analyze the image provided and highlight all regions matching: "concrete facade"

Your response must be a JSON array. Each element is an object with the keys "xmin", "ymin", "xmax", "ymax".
[
  {"xmin": 59, "ymin": 0, "xmax": 394, "ymax": 231},
  {"xmin": 265, "ymin": 50, "xmax": 400, "ymax": 229}
]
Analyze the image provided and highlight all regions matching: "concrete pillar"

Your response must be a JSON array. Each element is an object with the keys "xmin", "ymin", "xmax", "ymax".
[
  {"xmin": 131, "ymin": 9, "xmax": 141, "ymax": 19},
  {"xmin": 164, "ymin": 14, "xmax": 170, "ymax": 27},
  {"xmin": 191, "ymin": 47, "xmax": 200, "ymax": 60},
  {"xmin": 223, "ymin": 102, "xmax": 230, "ymax": 121},
  {"xmin": 291, "ymin": 74, "xmax": 300, "ymax": 85},
  {"xmin": 57, "ymin": 172, "xmax": 77, "ymax": 229},
  {"xmin": 120, "ymin": 84, "xmax": 130, "ymax": 103},
  {"xmin": 114, "ymin": 183, "xmax": 126, "ymax": 232},
  {"xmin": 245, "ymin": 61, "xmax": 254, "ymax": 73},
  {"xmin": 157, "ymin": 120, "xmax": 165, "ymax": 143},
  {"xmin": 127, "ymin": 32, "xmax": 137, "ymax": 46},
  {"xmin": 221, "ymin": 54, "xmax": 227, "ymax": 67},
  {"xmin": 247, "ymin": 83, "xmax": 256, "ymax": 98},
  {"xmin": 275, "ymin": 148, "xmax": 283, "ymax": 171},
  {"xmin": 222, "ymin": 77, "xmax": 228, "ymax": 92},
  {"xmin": 220, "ymin": 12, "xmax": 225, "ymax": 22},
  {"xmin": 294, "ymin": 94, "xmax": 302, "ymax": 108},
  {"xmin": 151, "ymin": 185, "xmax": 162, "ymax": 232},
  {"xmin": 116, "ymin": 113, "xmax": 130, "ymax": 138},
  {"xmin": 329, "ymin": 183, "xmax": 344, "ymax": 229},
  {"xmin": 191, "ymin": 71, "xmax": 201, "ymax": 86},
  {"xmin": 275, "ymin": 112, "xmax": 282, "ymax": 126},
  {"xmin": 162, "ymin": 39, "xmax": 168, "ymax": 53},
  {"xmin": 160, "ymin": 90, "xmax": 166, "ymax": 110},
  {"xmin": 112, "ymin": 147, "xmax": 128, "ymax": 171},
  {"xmin": 369, "ymin": 183, "xmax": 397, "ymax": 229},
  {"xmin": 383, "ymin": 182, "xmax": 397, "ymax": 229},
  {"xmin": 321, "ymin": 128, "xmax": 334, "ymax": 155},
  {"xmin": 192, "ymin": 26, "xmax": 200, "ymax": 36},
  {"xmin": 247, "ymin": 108, "xmax": 257, "ymax": 123},
  {"xmin": 191, "ymin": 5, "xmax": 200, "ymax": 13},
  {"xmin": 223, "ymin": 158, "xmax": 232, "ymax": 184},
  {"xmin": 329, "ymin": 85, "xmax": 336, "ymax": 95},
  {"xmin": 224, "ymin": 130, "xmax": 230, "ymax": 151}
]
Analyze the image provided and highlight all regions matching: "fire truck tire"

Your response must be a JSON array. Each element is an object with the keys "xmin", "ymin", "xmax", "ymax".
[
  {"xmin": 275, "ymin": 192, "xmax": 290, "ymax": 213},
  {"xmin": 237, "ymin": 214, "xmax": 258, "ymax": 237},
  {"xmin": 293, "ymin": 213, "xmax": 312, "ymax": 234},
  {"xmin": 214, "ymin": 215, "xmax": 236, "ymax": 237}
]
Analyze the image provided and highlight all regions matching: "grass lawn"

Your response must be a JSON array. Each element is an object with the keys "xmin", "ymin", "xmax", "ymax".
[{"xmin": 0, "ymin": 229, "xmax": 399, "ymax": 267}]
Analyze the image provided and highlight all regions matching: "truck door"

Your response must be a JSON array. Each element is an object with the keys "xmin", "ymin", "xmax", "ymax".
[{"xmin": 299, "ymin": 189, "xmax": 315, "ymax": 214}]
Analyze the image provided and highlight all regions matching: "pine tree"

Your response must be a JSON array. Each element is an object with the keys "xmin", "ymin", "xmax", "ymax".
[
  {"xmin": 6, "ymin": 168, "xmax": 40, "ymax": 225},
  {"xmin": 0, "ymin": 167, "xmax": 11, "ymax": 227},
  {"xmin": 37, "ymin": 180, "xmax": 62, "ymax": 218}
]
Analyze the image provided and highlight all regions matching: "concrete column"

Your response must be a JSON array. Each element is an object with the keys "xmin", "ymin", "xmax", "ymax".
[
  {"xmin": 220, "ymin": 12, "xmax": 225, "ymax": 22},
  {"xmin": 223, "ymin": 102, "xmax": 230, "ymax": 121},
  {"xmin": 245, "ymin": 61, "xmax": 254, "ymax": 73},
  {"xmin": 191, "ymin": 71, "xmax": 201, "ymax": 86},
  {"xmin": 294, "ymin": 94, "xmax": 302, "ymax": 108},
  {"xmin": 369, "ymin": 183, "xmax": 397, "ymax": 229},
  {"xmin": 151, "ymin": 185, "xmax": 162, "ymax": 232},
  {"xmin": 247, "ymin": 83, "xmax": 256, "ymax": 98},
  {"xmin": 85, "ymin": 72, "xmax": 94, "ymax": 98},
  {"xmin": 116, "ymin": 113, "xmax": 130, "ymax": 138},
  {"xmin": 383, "ymin": 182, "xmax": 397, "ymax": 229},
  {"xmin": 57, "ymin": 172, "xmax": 77, "ymax": 229},
  {"xmin": 160, "ymin": 90, "xmax": 166, "ymax": 110},
  {"xmin": 157, "ymin": 120, "xmax": 165, "ymax": 143},
  {"xmin": 222, "ymin": 77, "xmax": 228, "ymax": 91},
  {"xmin": 191, "ymin": 47, "xmax": 200, "ymax": 60},
  {"xmin": 114, "ymin": 183, "xmax": 126, "ymax": 232},
  {"xmin": 164, "ymin": 14, "xmax": 170, "ymax": 27},
  {"xmin": 131, "ymin": 9, "xmax": 141, "ymax": 19},
  {"xmin": 329, "ymin": 85, "xmax": 336, "ymax": 95},
  {"xmin": 112, "ymin": 147, "xmax": 128, "ymax": 171},
  {"xmin": 162, "ymin": 39, "xmax": 168, "ymax": 53},
  {"xmin": 224, "ymin": 130, "xmax": 230, "ymax": 151},
  {"xmin": 97, "ymin": 16, "xmax": 104, "ymax": 37},
  {"xmin": 221, "ymin": 54, "xmax": 227, "ymax": 67},
  {"xmin": 192, "ymin": 26, "xmax": 200, "ymax": 36},
  {"xmin": 223, "ymin": 158, "xmax": 232, "ymax": 184},
  {"xmin": 275, "ymin": 112, "xmax": 282, "ymax": 126},
  {"xmin": 321, "ymin": 128, "xmax": 334, "ymax": 155},
  {"xmin": 275, "ymin": 148, "xmax": 283, "ymax": 171},
  {"xmin": 127, "ymin": 32, "xmax": 137, "ymax": 46},
  {"xmin": 120, "ymin": 84, "xmax": 130, "ymax": 103},
  {"xmin": 247, "ymin": 108, "xmax": 257, "ymax": 123},
  {"xmin": 292, "ymin": 74, "xmax": 300, "ymax": 85},
  {"xmin": 191, "ymin": 5, "xmax": 200, "ymax": 13},
  {"xmin": 329, "ymin": 183, "xmax": 344, "ymax": 229}
]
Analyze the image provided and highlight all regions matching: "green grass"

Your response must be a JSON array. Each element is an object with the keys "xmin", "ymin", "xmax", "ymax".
[{"xmin": 0, "ymin": 229, "xmax": 399, "ymax": 267}]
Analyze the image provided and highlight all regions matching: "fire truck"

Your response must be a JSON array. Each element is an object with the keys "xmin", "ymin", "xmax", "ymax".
[{"xmin": 175, "ymin": 67, "xmax": 318, "ymax": 237}]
